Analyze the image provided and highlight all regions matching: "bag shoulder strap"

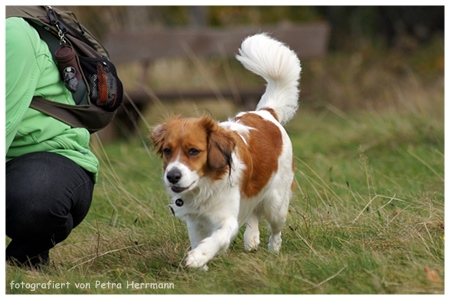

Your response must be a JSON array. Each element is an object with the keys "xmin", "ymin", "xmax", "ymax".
[
  {"xmin": 6, "ymin": 6, "xmax": 45, "ymax": 20},
  {"xmin": 31, "ymin": 97, "xmax": 116, "ymax": 134}
]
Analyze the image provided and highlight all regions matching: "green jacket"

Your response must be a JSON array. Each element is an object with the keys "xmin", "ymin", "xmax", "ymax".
[{"xmin": 5, "ymin": 17, "xmax": 99, "ymax": 182}]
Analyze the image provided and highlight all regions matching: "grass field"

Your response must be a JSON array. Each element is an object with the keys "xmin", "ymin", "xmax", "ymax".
[{"xmin": 5, "ymin": 42, "xmax": 444, "ymax": 295}]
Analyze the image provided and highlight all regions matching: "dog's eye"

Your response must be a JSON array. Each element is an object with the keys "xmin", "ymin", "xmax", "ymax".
[
  {"xmin": 162, "ymin": 148, "xmax": 172, "ymax": 156},
  {"xmin": 188, "ymin": 148, "xmax": 201, "ymax": 156}
]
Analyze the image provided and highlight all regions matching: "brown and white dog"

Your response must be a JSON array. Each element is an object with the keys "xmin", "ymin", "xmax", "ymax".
[{"xmin": 150, "ymin": 33, "xmax": 301, "ymax": 270}]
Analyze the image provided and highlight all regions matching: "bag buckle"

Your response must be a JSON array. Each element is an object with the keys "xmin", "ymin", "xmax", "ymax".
[{"xmin": 45, "ymin": 5, "xmax": 67, "ymax": 45}]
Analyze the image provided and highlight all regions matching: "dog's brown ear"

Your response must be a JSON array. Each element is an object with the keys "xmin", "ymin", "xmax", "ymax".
[
  {"xmin": 150, "ymin": 123, "xmax": 166, "ymax": 156},
  {"xmin": 201, "ymin": 116, "xmax": 236, "ymax": 171},
  {"xmin": 208, "ymin": 132, "xmax": 235, "ymax": 170}
]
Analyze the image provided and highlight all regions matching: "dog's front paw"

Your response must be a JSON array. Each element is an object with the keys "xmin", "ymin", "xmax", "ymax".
[{"xmin": 185, "ymin": 249, "xmax": 209, "ymax": 270}]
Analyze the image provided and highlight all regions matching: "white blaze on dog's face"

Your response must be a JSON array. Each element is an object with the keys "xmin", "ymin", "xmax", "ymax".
[{"xmin": 150, "ymin": 115, "xmax": 236, "ymax": 195}]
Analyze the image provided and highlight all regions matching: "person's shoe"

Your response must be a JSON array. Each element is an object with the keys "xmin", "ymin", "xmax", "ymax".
[{"xmin": 6, "ymin": 250, "xmax": 49, "ymax": 270}]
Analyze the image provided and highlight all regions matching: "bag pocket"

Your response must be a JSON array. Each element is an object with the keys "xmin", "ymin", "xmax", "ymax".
[{"xmin": 79, "ymin": 56, "xmax": 123, "ymax": 112}]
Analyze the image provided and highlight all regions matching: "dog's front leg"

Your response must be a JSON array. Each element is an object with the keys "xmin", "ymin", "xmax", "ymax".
[
  {"xmin": 185, "ymin": 217, "xmax": 238, "ymax": 269},
  {"xmin": 186, "ymin": 218, "xmax": 210, "ymax": 249}
]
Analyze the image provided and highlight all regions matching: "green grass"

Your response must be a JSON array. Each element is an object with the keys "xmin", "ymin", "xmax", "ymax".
[
  {"xmin": 6, "ymin": 94, "xmax": 443, "ymax": 294},
  {"xmin": 5, "ymin": 43, "xmax": 444, "ymax": 294}
]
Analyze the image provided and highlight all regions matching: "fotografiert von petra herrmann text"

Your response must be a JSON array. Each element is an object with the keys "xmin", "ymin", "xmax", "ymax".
[{"xmin": 9, "ymin": 280, "xmax": 176, "ymax": 292}]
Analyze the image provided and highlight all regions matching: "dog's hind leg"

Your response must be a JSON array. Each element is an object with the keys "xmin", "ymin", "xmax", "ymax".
[
  {"xmin": 264, "ymin": 189, "xmax": 291, "ymax": 252},
  {"xmin": 267, "ymin": 216, "xmax": 286, "ymax": 252},
  {"xmin": 244, "ymin": 213, "xmax": 260, "ymax": 251}
]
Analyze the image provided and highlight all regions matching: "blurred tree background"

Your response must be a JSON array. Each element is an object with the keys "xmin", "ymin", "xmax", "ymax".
[
  {"xmin": 64, "ymin": 6, "xmax": 444, "ymax": 112},
  {"xmin": 67, "ymin": 6, "xmax": 444, "ymax": 52}
]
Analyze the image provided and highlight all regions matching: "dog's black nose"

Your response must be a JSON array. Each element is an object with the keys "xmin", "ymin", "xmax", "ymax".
[{"xmin": 166, "ymin": 168, "xmax": 182, "ymax": 184}]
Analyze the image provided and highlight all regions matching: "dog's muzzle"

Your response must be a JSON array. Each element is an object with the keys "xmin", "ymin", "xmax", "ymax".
[{"xmin": 166, "ymin": 167, "xmax": 196, "ymax": 193}]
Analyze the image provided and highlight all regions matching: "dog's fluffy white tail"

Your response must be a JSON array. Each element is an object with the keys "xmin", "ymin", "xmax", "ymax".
[{"xmin": 236, "ymin": 33, "xmax": 301, "ymax": 125}]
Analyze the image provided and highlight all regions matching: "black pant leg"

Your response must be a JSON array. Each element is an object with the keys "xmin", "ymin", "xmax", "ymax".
[{"xmin": 6, "ymin": 152, "xmax": 94, "ymax": 267}]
